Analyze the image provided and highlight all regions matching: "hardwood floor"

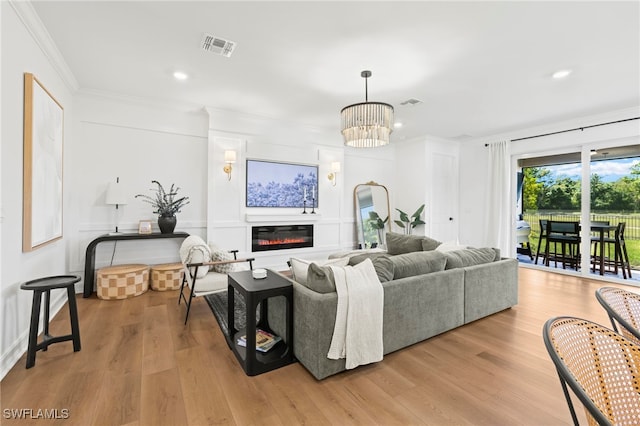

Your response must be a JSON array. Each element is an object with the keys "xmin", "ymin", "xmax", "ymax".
[{"xmin": 2, "ymin": 267, "xmax": 636, "ymax": 425}]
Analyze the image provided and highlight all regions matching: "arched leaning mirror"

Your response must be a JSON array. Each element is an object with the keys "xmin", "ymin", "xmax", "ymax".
[{"xmin": 354, "ymin": 182, "xmax": 391, "ymax": 249}]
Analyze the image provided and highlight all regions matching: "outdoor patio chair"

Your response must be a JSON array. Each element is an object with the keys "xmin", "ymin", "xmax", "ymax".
[
  {"xmin": 595, "ymin": 286, "xmax": 640, "ymax": 345},
  {"xmin": 545, "ymin": 220, "xmax": 580, "ymax": 270},
  {"xmin": 591, "ymin": 222, "xmax": 632, "ymax": 279},
  {"xmin": 543, "ymin": 316, "xmax": 640, "ymax": 425}
]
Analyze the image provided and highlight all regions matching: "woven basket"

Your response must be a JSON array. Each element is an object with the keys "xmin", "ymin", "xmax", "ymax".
[
  {"xmin": 97, "ymin": 264, "xmax": 149, "ymax": 300},
  {"xmin": 150, "ymin": 263, "xmax": 184, "ymax": 291}
]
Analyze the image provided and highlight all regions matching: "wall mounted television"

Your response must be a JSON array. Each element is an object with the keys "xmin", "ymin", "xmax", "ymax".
[{"xmin": 246, "ymin": 159, "xmax": 318, "ymax": 208}]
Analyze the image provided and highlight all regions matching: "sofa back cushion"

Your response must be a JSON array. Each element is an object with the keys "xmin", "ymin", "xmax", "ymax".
[
  {"xmin": 305, "ymin": 263, "xmax": 338, "ymax": 293},
  {"xmin": 390, "ymin": 251, "xmax": 447, "ymax": 279},
  {"xmin": 290, "ymin": 257, "xmax": 349, "ymax": 286},
  {"xmin": 443, "ymin": 248, "xmax": 497, "ymax": 270},
  {"xmin": 421, "ymin": 236, "xmax": 443, "ymax": 251},
  {"xmin": 386, "ymin": 232, "xmax": 425, "ymax": 255}
]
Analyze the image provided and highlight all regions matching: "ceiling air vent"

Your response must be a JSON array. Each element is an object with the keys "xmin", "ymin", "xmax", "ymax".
[
  {"xmin": 200, "ymin": 33, "xmax": 236, "ymax": 58},
  {"xmin": 400, "ymin": 98, "xmax": 423, "ymax": 106}
]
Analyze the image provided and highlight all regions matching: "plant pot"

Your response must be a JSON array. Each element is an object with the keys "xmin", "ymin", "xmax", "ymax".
[{"xmin": 158, "ymin": 216, "xmax": 177, "ymax": 234}]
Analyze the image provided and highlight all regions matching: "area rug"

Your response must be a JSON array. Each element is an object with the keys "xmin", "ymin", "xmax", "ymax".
[{"xmin": 204, "ymin": 290, "xmax": 260, "ymax": 337}]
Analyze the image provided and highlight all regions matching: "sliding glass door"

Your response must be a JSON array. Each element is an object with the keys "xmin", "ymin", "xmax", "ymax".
[{"xmin": 517, "ymin": 144, "xmax": 640, "ymax": 280}]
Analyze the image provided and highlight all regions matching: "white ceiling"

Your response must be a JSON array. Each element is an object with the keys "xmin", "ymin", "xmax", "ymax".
[{"xmin": 30, "ymin": 1, "xmax": 640, "ymax": 141}]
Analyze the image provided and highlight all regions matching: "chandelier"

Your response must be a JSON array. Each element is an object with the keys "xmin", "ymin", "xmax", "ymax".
[{"xmin": 340, "ymin": 70, "xmax": 394, "ymax": 148}]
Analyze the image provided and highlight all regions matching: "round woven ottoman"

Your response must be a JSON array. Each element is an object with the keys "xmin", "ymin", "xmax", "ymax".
[
  {"xmin": 96, "ymin": 264, "xmax": 149, "ymax": 300},
  {"xmin": 150, "ymin": 263, "xmax": 184, "ymax": 291}
]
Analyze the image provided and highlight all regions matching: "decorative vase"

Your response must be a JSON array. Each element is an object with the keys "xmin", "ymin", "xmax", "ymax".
[{"xmin": 158, "ymin": 215, "xmax": 177, "ymax": 234}]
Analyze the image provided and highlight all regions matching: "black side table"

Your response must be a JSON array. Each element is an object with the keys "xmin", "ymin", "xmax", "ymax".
[
  {"xmin": 20, "ymin": 275, "xmax": 81, "ymax": 369},
  {"xmin": 227, "ymin": 269, "xmax": 294, "ymax": 376}
]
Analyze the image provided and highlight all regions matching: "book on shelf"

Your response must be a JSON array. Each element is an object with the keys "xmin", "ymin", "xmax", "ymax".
[{"xmin": 237, "ymin": 328, "xmax": 282, "ymax": 352}]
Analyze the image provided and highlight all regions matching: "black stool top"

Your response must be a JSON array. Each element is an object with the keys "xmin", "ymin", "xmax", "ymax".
[{"xmin": 20, "ymin": 275, "xmax": 81, "ymax": 291}]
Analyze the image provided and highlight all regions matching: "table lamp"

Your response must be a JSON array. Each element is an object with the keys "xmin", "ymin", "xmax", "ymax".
[{"xmin": 106, "ymin": 177, "xmax": 127, "ymax": 233}]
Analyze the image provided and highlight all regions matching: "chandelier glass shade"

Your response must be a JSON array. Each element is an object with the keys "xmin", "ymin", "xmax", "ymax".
[{"xmin": 340, "ymin": 71, "xmax": 394, "ymax": 148}]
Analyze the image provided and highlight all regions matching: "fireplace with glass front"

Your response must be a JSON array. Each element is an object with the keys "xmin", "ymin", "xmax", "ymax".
[{"xmin": 251, "ymin": 225, "xmax": 313, "ymax": 252}]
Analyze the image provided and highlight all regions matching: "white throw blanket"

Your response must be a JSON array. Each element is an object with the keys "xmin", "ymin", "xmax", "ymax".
[{"xmin": 327, "ymin": 258, "xmax": 384, "ymax": 369}]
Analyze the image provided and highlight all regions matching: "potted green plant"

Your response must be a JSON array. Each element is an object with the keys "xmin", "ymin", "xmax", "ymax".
[
  {"xmin": 368, "ymin": 211, "xmax": 389, "ymax": 247},
  {"xmin": 135, "ymin": 180, "xmax": 189, "ymax": 234},
  {"xmin": 394, "ymin": 204, "xmax": 425, "ymax": 235}
]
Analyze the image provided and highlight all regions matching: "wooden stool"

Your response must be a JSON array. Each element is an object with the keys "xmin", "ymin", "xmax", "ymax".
[
  {"xmin": 150, "ymin": 263, "xmax": 183, "ymax": 291},
  {"xmin": 20, "ymin": 275, "xmax": 81, "ymax": 369},
  {"xmin": 97, "ymin": 264, "xmax": 149, "ymax": 300}
]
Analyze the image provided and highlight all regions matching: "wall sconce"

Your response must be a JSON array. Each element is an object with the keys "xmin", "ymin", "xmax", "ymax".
[
  {"xmin": 327, "ymin": 161, "xmax": 341, "ymax": 186},
  {"xmin": 223, "ymin": 150, "xmax": 236, "ymax": 181},
  {"xmin": 105, "ymin": 177, "xmax": 127, "ymax": 233}
]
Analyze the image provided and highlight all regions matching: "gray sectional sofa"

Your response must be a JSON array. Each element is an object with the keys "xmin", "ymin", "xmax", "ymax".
[{"xmin": 270, "ymin": 233, "xmax": 518, "ymax": 380}]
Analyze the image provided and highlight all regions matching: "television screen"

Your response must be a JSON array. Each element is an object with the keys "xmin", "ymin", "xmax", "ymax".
[{"xmin": 246, "ymin": 159, "xmax": 318, "ymax": 208}]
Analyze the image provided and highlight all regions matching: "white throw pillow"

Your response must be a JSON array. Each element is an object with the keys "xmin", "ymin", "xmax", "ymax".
[
  {"xmin": 210, "ymin": 248, "xmax": 236, "ymax": 273},
  {"xmin": 289, "ymin": 257, "xmax": 349, "ymax": 285},
  {"xmin": 180, "ymin": 235, "xmax": 211, "ymax": 279},
  {"xmin": 435, "ymin": 240, "xmax": 468, "ymax": 252}
]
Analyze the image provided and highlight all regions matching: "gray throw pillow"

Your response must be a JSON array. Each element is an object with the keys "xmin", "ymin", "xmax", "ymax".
[
  {"xmin": 390, "ymin": 251, "xmax": 447, "ymax": 279},
  {"xmin": 304, "ymin": 263, "xmax": 337, "ymax": 293},
  {"xmin": 386, "ymin": 232, "xmax": 424, "ymax": 255},
  {"xmin": 421, "ymin": 236, "xmax": 442, "ymax": 251},
  {"xmin": 443, "ymin": 248, "xmax": 497, "ymax": 270},
  {"xmin": 371, "ymin": 256, "xmax": 394, "ymax": 282}
]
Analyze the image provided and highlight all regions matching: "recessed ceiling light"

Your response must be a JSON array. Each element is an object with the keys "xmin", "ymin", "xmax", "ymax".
[
  {"xmin": 552, "ymin": 69, "xmax": 572, "ymax": 79},
  {"xmin": 394, "ymin": 122, "xmax": 403, "ymax": 128},
  {"xmin": 173, "ymin": 71, "xmax": 188, "ymax": 80}
]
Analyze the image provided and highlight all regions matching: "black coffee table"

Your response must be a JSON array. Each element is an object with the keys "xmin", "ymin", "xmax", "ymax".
[{"xmin": 227, "ymin": 269, "xmax": 294, "ymax": 376}]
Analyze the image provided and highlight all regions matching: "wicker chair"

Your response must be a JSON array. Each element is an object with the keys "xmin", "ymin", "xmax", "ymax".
[
  {"xmin": 595, "ymin": 286, "xmax": 640, "ymax": 345},
  {"xmin": 543, "ymin": 316, "xmax": 640, "ymax": 425}
]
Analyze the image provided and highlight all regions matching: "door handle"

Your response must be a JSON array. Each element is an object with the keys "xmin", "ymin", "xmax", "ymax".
[{"xmin": 449, "ymin": 217, "xmax": 453, "ymax": 221}]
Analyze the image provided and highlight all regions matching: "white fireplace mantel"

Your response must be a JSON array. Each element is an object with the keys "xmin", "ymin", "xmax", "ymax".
[{"xmin": 245, "ymin": 214, "xmax": 322, "ymax": 223}]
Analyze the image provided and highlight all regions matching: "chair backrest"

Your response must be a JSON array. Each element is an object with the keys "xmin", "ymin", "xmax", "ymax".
[
  {"xmin": 539, "ymin": 219, "xmax": 548, "ymax": 237},
  {"xmin": 617, "ymin": 222, "xmax": 627, "ymax": 241},
  {"xmin": 543, "ymin": 316, "xmax": 640, "ymax": 425},
  {"xmin": 548, "ymin": 220, "xmax": 579, "ymax": 235},
  {"xmin": 595, "ymin": 286, "xmax": 640, "ymax": 345}
]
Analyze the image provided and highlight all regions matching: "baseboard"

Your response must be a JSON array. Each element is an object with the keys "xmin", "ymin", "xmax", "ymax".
[{"xmin": 0, "ymin": 290, "xmax": 69, "ymax": 380}]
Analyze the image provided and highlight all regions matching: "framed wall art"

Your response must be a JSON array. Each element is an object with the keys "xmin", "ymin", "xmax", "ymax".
[
  {"xmin": 246, "ymin": 159, "xmax": 318, "ymax": 208},
  {"xmin": 23, "ymin": 73, "xmax": 64, "ymax": 252}
]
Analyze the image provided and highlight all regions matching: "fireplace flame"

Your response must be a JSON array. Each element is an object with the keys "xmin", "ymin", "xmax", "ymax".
[{"xmin": 258, "ymin": 238, "xmax": 307, "ymax": 246}]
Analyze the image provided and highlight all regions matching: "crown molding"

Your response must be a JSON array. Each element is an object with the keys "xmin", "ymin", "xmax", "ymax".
[
  {"xmin": 77, "ymin": 88, "xmax": 209, "ymax": 114},
  {"xmin": 10, "ymin": 0, "xmax": 79, "ymax": 92}
]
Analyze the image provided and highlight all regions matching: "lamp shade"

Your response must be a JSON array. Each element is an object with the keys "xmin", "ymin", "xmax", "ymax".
[
  {"xmin": 331, "ymin": 161, "xmax": 341, "ymax": 173},
  {"xmin": 106, "ymin": 181, "xmax": 127, "ymax": 205},
  {"xmin": 224, "ymin": 150, "xmax": 237, "ymax": 163}
]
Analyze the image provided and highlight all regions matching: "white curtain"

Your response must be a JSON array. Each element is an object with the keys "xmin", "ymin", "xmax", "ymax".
[{"xmin": 484, "ymin": 141, "xmax": 511, "ymax": 255}]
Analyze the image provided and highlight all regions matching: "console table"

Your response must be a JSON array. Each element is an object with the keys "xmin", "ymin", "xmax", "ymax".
[{"xmin": 83, "ymin": 232, "xmax": 189, "ymax": 298}]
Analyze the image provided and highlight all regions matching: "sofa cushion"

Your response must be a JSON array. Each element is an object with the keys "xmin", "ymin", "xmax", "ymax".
[
  {"xmin": 305, "ymin": 263, "xmax": 337, "ymax": 293},
  {"xmin": 371, "ymin": 256, "xmax": 395, "ymax": 282},
  {"xmin": 390, "ymin": 251, "xmax": 447, "ymax": 279},
  {"xmin": 348, "ymin": 252, "xmax": 390, "ymax": 266},
  {"xmin": 420, "ymin": 236, "xmax": 443, "ymax": 251},
  {"xmin": 436, "ymin": 241, "xmax": 468, "ymax": 252},
  {"xmin": 386, "ymin": 232, "xmax": 425, "ymax": 255},
  {"xmin": 289, "ymin": 257, "xmax": 349, "ymax": 285},
  {"xmin": 443, "ymin": 248, "xmax": 497, "ymax": 270}
]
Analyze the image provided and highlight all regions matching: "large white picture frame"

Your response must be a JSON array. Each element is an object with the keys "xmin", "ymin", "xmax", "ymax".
[{"xmin": 23, "ymin": 73, "xmax": 64, "ymax": 252}]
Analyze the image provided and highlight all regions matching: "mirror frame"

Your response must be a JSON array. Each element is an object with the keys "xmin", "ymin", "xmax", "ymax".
[{"xmin": 354, "ymin": 181, "xmax": 391, "ymax": 248}]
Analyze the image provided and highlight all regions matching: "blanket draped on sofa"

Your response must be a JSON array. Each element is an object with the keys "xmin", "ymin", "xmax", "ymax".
[{"xmin": 327, "ymin": 259, "xmax": 384, "ymax": 369}]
